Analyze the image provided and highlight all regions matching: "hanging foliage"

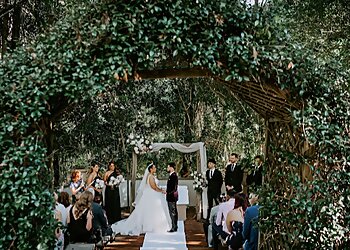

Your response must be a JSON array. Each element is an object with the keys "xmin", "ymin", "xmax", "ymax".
[{"xmin": 0, "ymin": 0, "xmax": 349, "ymax": 248}]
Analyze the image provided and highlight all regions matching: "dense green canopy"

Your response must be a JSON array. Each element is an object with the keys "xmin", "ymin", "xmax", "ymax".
[{"xmin": 0, "ymin": 0, "xmax": 349, "ymax": 248}]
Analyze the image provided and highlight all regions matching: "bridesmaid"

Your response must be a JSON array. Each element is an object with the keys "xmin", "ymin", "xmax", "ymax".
[
  {"xmin": 70, "ymin": 170, "xmax": 85, "ymax": 204},
  {"xmin": 86, "ymin": 161, "xmax": 103, "ymax": 203},
  {"xmin": 103, "ymin": 160, "xmax": 122, "ymax": 224}
]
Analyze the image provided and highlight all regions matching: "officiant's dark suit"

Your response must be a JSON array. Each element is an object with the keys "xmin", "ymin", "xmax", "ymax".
[
  {"xmin": 206, "ymin": 159, "xmax": 223, "ymax": 214},
  {"xmin": 166, "ymin": 162, "xmax": 179, "ymax": 232},
  {"xmin": 225, "ymin": 153, "xmax": 243, "ymax": 193}
]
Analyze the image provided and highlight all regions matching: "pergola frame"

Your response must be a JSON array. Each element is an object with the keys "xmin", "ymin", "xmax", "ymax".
[{"xmin": 130, "ymin": 142, "xmax": 209, "ymax": 218}]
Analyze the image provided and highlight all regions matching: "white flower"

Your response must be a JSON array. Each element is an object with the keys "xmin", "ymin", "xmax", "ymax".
[
  {"xmin": 148, "ymin": 145, "xmax": 153, "ymax": 150},
  {"xmin": 95, "ymin": 179, "xmax": 105, "ymax": 189},
  {"xmin": 108, "ymin": 175, "xmax": 124, "ymax": 186}
]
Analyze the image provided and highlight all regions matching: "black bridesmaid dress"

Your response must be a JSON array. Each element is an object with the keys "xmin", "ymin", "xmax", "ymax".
[
  {"xmin": 104, "ymin": 171, "xmax": 121, "ymax": 224},
  {"xmin": 91, "ymin": 175, "xmax": 103, "ymax": 203}
]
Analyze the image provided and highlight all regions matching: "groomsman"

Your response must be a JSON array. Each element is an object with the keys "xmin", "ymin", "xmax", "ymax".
[
  {"xmin": 225, "ymin": 153, "xmax": 243, "ymax": 193},
  {"xmin": 206, "ymin": 159, "xmax": 223, "ymax": 215},
  {"xmin": 166, "ymin": 162, "xmax": 179, "ymax": 232},
  {"xmin": 247, "ymin": 155, "xmax": 263, "ymax": 187}
]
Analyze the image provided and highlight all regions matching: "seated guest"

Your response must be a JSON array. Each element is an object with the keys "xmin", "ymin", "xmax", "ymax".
[
  {"xmin": 207, "ymin": 194, "xmax": 226, "ymax": 247},
  {"xmin": 58, "ymin": 191, "xmax": 72, "ymax": 221},
  {"xmin": 54, "ymin": 209, "xmax": 64, "ymax": 250},
  {"xmin": 58, "ymin": 191, "xmax": 71, "ymax": 249},
  {"xmin": 243, "ymin": 194, "xmax": 260, "ymax": 250},
  {"xmin": 225, "ymin": 193, "xmax": 247, "ymax": 249},
  {"xmin": 211, "ymin": 189, "xmax": 236, "ymax": 250},
  {"xmin": 67, "ymin": 191, "xmax": 93, "ymax": 243},
  {"xmin": 55, "ymin": 192, "xmax": 68, "ymax": 227},
  {"xmin": 58, "ymin": 191, "xmax": 71, "ymax": 208},
  {"xmin": 89, "ymin": 188, "xmax": 112, "ymax": 241}
]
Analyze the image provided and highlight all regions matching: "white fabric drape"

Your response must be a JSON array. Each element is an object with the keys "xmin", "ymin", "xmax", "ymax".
[{"xmin": 149, "ymin": 142, "xmax": 208, "ymax": 218}]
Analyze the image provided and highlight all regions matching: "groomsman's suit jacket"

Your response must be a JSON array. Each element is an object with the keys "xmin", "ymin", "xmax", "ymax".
[
  {"xmin": 206, "ymin": 168, "xmax": 223, "ymax": 198},
  {"xmin": 247, "ymin": 164, "xmax": 263, "ymax": 187},
  {"xmin": 166, "ymin": 172, "xmax": 178, "ymax": 202},
  {"xmin": 225, "ymin": 163, "xmax": 243, "ymax": 192}
]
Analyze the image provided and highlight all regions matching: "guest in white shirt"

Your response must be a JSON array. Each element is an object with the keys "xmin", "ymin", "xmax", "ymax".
[
  {"xmin": 55, "ymin": 192, "xmax": 68, "ymax": 226},
  {"xmin": 211, "ymin": 189, "xmax": 236, "ymax": 250},
  {"xmin": 207, "ymin": 194, "xmax": 226, "ymax": 247}
]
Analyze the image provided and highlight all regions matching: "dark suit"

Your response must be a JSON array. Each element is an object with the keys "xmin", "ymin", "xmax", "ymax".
[
  {"xmin": 166, "ymin": 172, "xmax": 179, "ymax": 231},
  {"xmin": 247, "ymin": 164, "xmax": 263, "ymax": 187},
  {"xmin": 225, "ymin": 163, "xmax": 243, "ymax": 192},
  {"xmin": 243, "ymin": 205, "xmax": 260, "ymax": 250},
  {"xmin": 92, "ymin": 202, "xmax": 109, "ymax": 237},
  {"xmin": 206, "ymin": 168, "xmax": 223, "ymax": 213}
]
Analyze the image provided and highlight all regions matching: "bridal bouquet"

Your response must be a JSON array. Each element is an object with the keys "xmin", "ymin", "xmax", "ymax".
[
  {"xmin": 109, "ymin": 175, "xmax": 125, "ymax": 188},
  {"xmin": 191, "ymin": 171, "xmax": 207, "ymax": 193},
  {"xmin": 95, "ymin": 179, "xmax": 105, "ymax": 189}
]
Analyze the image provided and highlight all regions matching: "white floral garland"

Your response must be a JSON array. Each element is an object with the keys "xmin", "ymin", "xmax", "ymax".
[{"xmin": 127, "ymin": 133, "xmax": 153, "ymax": 154}]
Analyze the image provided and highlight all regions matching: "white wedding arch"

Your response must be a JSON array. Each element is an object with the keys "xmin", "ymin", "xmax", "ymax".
[{"xmin": 130, "ymin": 142, "xmax": 209, "ymax": 219}]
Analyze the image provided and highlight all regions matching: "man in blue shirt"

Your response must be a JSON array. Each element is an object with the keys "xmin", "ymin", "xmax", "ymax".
[{"xmin": 243, "ymin": 194, "xmax": 260, "ymax": 250}]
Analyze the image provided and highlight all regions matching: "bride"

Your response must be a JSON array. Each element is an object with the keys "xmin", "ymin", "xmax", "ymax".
[{"xmin": 111, "ymin": 162, "xmax": 172, "ymax": 235}]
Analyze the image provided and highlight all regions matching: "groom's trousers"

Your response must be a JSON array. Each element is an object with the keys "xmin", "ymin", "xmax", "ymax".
[{"xmin": 167, "ymin": 202, "xmax": 178, "ymax": 230}]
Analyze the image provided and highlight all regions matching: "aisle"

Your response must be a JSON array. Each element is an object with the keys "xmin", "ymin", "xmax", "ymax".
[
  {"xmin": 140, "ymin": 221, "xmax": 187, "ymax": 250},
  {"xmin": 104, "ymin": 208, "xmax": 211, "ymax": 250}
]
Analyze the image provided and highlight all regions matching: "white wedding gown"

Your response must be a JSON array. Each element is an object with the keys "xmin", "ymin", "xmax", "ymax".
[{"xmin": 111, "ymin": 175, "xmax": 172, "ymax": 235}]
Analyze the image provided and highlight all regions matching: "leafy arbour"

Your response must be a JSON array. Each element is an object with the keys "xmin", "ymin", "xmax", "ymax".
[{"xmin": 0, "ymin": 0, "xmax": 349, "ymax": 249}]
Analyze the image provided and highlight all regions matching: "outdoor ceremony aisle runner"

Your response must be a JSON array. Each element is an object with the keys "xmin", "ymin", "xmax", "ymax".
[{"xmin": 140, "ymin": 221, "xmax": 188, "ymax": 250}]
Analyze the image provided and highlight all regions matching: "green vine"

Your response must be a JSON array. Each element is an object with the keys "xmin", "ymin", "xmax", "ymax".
[{"xmin": 0, "ymin": 0, "xmax": 349, "ymax": 248}]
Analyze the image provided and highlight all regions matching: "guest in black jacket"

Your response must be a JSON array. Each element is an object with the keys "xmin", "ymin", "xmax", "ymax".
[
  {"xmin": 225, "ymin": 153, "xmax": 243, "ymax": 193},
  {"xmin": 166, "ymin": 162, "xmax": 179, "ymax": 232},
  {"xmin": 90, "ymin": 190, "xmax": 111, "ymax": 240},
  {"xmin": 206, "ymin": 158, "xmax": 223, "ymax": 215}
]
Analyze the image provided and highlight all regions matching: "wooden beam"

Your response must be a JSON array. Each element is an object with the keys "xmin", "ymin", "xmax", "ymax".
[
  {"xmin": 135, "ymin": 68, "xmax": 212, "ymax": 80},
  {"xmin": 130, "ymin": 151, "xmax": 137, "ymax": 211},
  {"xmin": 236, "ymin": 87, "xmax": 291, "ymax": 110}
]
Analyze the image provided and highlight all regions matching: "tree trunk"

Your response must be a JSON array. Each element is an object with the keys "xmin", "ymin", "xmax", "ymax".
[
  {"xmin": 10, "ymin": 2, "xmax": 21, "ymax": 50},
  {"xmin": 1, "ymin": 0, "xmax": 9, "ymax": 55}
]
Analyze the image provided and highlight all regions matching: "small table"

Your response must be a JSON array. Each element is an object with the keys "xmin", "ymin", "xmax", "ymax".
[{"xmin": 177, "ymin": 185, "xmax": 189, "ymax": 221}]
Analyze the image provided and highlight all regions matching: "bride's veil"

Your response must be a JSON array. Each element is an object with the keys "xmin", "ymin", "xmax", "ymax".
[{"xmin": 134, "ymin": 162, "xmax": 152, "ymax": 205}]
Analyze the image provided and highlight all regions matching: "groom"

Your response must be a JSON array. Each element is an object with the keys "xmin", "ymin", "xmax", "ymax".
[{"xmin": 166, "ymin": 162, "xmax": 179, "ymax": 232}]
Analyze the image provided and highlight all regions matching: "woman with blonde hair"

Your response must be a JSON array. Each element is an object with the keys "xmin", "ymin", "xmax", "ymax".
[{"xmin": 67, "ymin": 191, "xmax": 94, "ymax": 243}]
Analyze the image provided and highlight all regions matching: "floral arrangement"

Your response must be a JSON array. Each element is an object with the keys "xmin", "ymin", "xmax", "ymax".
[
  {"xmin": 108, "ymin": 175, "xmax": 125, "ymax": 187},
  {"xmin": 95, "ymin": 179, "xmax": 105, "ymax": 189},
  {"xmin": 127, "ymin": 134, "xmax": 153, "ymax": 154},
  {"xmin": 191, "ymin": 171, "xmax": 207, "ymax": 192}
]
